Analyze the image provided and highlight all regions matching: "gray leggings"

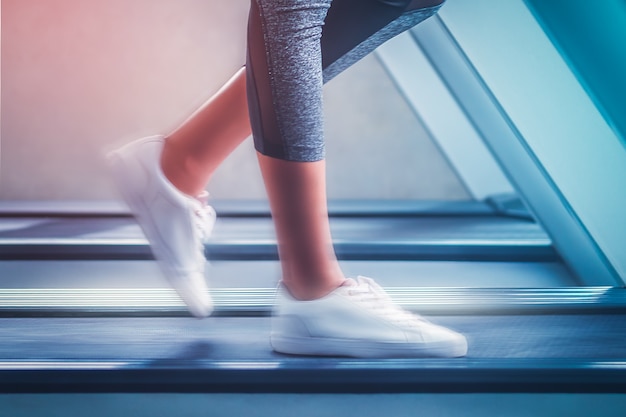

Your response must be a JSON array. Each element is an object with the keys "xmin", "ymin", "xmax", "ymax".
[{"xmin": 246, "ymin": 0, "xmax": 444, "ymax": 162}]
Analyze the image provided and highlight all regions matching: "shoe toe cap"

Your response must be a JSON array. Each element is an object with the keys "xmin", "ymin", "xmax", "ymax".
[
  {"xmin": 183, "ymin": 291, "xmax": 213, "ymax": 318},
  {"xmin": 169, "ymin": 271, "xmax": 213, "ymax": 318}
]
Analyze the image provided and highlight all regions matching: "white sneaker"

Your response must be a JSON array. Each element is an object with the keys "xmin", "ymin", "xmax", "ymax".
[
  {"xmin": 271, "ymin": 276, "xmax": 468, "ymax": 358},
  {"xmin": 107, "ymin": 136, "xmax": 216, "ymax": 318}
]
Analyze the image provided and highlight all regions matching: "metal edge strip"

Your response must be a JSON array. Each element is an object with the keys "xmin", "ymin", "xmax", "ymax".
[
  {"xmin": 0, "ymin": 287, "xmax": 624, "ymax": 316},
  {"xmin": 1, "ymin": 358, "xmax": 626, "ymax": 393},
  {"xmin": 0, "ymin": 200, "xmax": 495, "ymax": 218}
]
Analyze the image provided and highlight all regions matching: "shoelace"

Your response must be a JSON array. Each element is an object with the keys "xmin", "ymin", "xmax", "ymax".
[
  {"xmin": 339, "ymin": 276, "xmax": 428, "ymax": 328},
  {"xmin": 191, "ymin": 191, "xmax": 217, "ymax": 256}
]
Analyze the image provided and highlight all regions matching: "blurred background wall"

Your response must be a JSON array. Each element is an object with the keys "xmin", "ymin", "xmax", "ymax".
[{"xmin": 0, "ymin": 0, "xmax": 469, "ymax": 201}]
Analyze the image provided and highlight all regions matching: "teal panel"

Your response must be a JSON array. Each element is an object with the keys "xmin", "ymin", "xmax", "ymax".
[
  {"xmin": 525, "ymin": 0, "xmax": 626, "ymax": 145},
  {"xmin": 438, "ymin": 0, "xmax": 626, "ymax": 284}
]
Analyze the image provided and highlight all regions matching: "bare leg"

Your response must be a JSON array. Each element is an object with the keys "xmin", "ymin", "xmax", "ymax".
[
  {"xmin": 153, "ymin": 64, "xmax": 345, "ymax": 300},
  {"xmin": 257, "ymin": 153, "xmax": 346, "ymax": 300},
  {"xmin": 154, "ymin": 0, "xmax": 444, "ymax": 299},
  {"xmin": 161, "ymin": 67, "xmax": 251, "ymax": 196}
]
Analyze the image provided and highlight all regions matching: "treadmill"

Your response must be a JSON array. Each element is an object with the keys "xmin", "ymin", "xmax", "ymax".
[{"xmin": 1, "ymin": 0, "xmax": 626, "ymax": 415}]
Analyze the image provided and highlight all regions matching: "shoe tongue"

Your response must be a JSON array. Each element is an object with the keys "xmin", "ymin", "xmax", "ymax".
[
  {"xmin": 194, "ymin": 191, "xmax": 210, "ymax": 205},
  {"xmin": 340, "ymin": 278, "xmax": 358, "ymax": 287}
]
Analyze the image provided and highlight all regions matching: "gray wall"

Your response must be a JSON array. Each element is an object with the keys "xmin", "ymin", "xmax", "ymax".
[{"xmin": 0, "ymin": 0, "xmax": 468, "ymax": 201}]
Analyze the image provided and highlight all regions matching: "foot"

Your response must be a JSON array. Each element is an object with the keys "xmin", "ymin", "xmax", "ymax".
[
  {"xmin": 107, "ymin": 136, "xmax": 216, "ymax": 318},
  {"xmin": 271, "ymin": 276, "xmax": 467, "ymax": 358}
]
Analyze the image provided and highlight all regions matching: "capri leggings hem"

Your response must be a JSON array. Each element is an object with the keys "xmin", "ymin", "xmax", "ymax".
[{"xmin": 246, "ymin": 0, "xmax": 445, "ymax": 163}]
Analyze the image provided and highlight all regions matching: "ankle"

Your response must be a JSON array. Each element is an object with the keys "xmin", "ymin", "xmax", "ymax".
[
  {"xmin": 160, "ymin": 139, "xmax": 207, "ymax": 196},
  {"xmin": 281, "ymin": 277, "xmax": 347, "ymax": 301}
]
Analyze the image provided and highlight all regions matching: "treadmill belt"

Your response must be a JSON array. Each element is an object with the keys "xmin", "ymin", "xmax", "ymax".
[{"xmin": 2, "ymin": 314, "xmax": 625, "ymax": 360}]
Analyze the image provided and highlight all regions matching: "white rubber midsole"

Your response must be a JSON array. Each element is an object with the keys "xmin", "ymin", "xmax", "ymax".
[{"xmin": 270, "ymin": 334, "xmax": 468, "ymax": 358}]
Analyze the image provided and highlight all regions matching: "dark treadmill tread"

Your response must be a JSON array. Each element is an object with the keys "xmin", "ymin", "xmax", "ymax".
[
  {"xmin": 0, "ymin": 216, "xmax": 554, "ymax": 261},
  {"xmin": 0, "ymin": 199, "xmax": 496, "ymax": 217},
  {"xmin": 2, "ymin": 315, "xmax": 626, "ymax": 360},
  {"xmin": 2, "ymin": 315, "xmax": 626, "ymax": 393},
  {"xmin": 0, "ymin": 216, "xmax": 545, "ymax": 241}
]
